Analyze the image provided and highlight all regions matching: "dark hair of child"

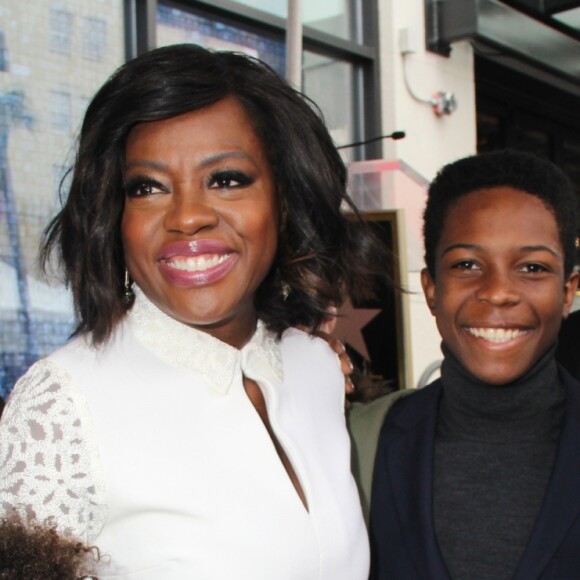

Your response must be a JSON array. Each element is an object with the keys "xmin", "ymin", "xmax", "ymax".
[
  {"xmin": 0, "ymin": 514, "xmax": 101, "ymax": 579},
  {"xmin": 424, "ymin": 149, "xmax": 579, "ymax": 278}
]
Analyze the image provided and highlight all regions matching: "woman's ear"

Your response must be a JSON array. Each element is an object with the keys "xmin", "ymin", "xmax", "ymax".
[
  {"xmin": 421, "ymin": 268, "xmax": 437, "ymax": 315},
  {"xmin": 562, "ymin": 271, "xmax": 579, "ymax": 319}
]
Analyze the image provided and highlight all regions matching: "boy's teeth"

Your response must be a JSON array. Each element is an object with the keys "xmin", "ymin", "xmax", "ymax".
[
  {"xmin": 467, "ymin": 327, "xmax": 525, "ymax": 343},
  {"xmin": 167, "ymin": 254, "xmax": 228, "ymax": 272}
]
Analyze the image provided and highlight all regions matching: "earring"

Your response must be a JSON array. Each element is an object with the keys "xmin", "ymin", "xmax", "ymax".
[
  {"xmin": 123, "ymin": 269, "xmax": 134, "ymax": 307},
  {"xmin": 281, "ymin": 281, "xmax": 291, "ymax": 301}
]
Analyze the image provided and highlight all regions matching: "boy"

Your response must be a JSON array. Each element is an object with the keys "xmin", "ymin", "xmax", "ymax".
[{"xmin": 350, "ymin": 150, "xmax": 580, "ymax": 580}]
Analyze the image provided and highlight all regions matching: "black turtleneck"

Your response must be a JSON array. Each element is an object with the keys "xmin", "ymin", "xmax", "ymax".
[{"xmin": 433, "ymin": 344, "xmax": 565, "ymax": 580}]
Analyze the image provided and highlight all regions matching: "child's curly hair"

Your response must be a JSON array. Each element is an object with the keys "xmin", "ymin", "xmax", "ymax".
[{"xmin": 0, "ymin": 514, "xmax": 102, "ymax": 579}]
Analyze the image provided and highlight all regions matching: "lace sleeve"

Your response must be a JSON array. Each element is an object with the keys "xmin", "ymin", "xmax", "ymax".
[{"xmin": 0, "ymin": 359, "xmax": 107, "ymax": 542}]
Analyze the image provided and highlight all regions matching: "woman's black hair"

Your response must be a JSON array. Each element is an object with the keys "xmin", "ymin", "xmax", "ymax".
[
  {"xmin": 42, "ymin": 43, "xmax": 390, "ymax": 343},
  {"xmin": 424, "ymin": 149, "xmax": 579, "ymax": 278}
]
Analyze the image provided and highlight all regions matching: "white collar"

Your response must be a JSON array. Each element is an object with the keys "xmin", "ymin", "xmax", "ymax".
[{"xmin": 125, "ymin": 288, "xmax": 283, "ymax": 394}]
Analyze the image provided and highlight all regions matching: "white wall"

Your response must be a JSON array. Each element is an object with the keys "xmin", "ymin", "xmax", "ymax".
[{"xmin": 376, "ymin": 0, "xmax": 478, "ymax": 386}]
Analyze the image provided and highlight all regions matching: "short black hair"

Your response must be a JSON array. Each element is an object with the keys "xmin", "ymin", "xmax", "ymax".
[
  {"xmin": 424, "ymin": 149, "xmax": 579, "ymax": 277},
  {"xmin": 42, "ymin": 44, "xmax": 389, "ymax": 343}
]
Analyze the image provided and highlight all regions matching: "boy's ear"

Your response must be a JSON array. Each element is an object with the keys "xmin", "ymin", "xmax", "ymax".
[
  {"xmin": 562, "ymin": 271, "xmax": 579, "ymax": 319},
  {"xmin": 421, "ymin": 268, "xmax": 437, "ymax": 315}
]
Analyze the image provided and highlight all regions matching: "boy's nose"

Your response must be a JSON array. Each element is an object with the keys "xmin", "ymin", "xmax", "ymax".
[{"xmin": 475, "ymin": 269, "xmax": 520, "ymax": 306}]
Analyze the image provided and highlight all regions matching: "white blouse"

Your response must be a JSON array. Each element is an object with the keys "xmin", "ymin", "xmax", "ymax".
[{"xmin": 0, "ymin": 291, "xmax": 369, "ymax": 579}]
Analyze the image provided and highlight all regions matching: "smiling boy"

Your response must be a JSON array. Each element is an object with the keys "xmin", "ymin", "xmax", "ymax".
[{"xmin": 352, "ymin": 150, "xmax": 580, "ymax": 580}]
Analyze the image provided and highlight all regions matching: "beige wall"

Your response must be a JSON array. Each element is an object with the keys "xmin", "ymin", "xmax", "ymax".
[
  {"xmin": 375, "ymin": 0, "xmax": 478, "ymax": 385},
  {"xmin": 378, "ymin": 0, "xmax": 477, "ymax": 179}
]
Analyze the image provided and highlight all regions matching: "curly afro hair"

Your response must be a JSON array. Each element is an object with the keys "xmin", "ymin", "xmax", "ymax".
[
  {"xmin": 424, "ymin": 149, "xmax": 579, "ymax": 278},
  {"xmin": 0, "ymin": 514, "xmax": 102, "ymax": 579}
]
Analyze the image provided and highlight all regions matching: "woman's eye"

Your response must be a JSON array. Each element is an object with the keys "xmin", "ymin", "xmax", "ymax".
[
  {"xmin": 124, "ymin": 178, "xmax": 165, "ymax": 197},
  {"xmin": 208, "ymin": 170, "xmax": 253, "ymax": 189}
]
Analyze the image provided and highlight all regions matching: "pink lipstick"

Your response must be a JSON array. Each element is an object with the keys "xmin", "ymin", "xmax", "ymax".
[{"xmin": 157, "ymin": 240, "xmax": 238, "ymax": 287}]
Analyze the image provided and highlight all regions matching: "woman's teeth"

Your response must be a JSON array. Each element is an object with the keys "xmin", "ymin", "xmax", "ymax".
[{"xmin": 166, "ymin": 254, "xmax": 230, "ymax": 272}]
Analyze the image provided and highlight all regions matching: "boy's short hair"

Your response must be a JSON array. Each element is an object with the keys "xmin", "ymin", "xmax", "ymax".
[{"xmin": 423, "ymin": 150, "xmax": 579, "ymax": 278}]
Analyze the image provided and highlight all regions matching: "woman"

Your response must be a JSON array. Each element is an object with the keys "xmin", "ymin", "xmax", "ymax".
[{"xmin": 0, "ymin": 44, "xmax": 386, "ymax": 578}]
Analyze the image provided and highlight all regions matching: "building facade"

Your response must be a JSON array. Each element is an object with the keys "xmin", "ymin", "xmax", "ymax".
[{"xmin": 1, "ymin": 0, "xmax": 579, "ymax": 396}]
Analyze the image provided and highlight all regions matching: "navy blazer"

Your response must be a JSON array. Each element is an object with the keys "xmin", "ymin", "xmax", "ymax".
[{"xmin": 369, "ymin": 369, "xmax": 580, "ymax": 580}]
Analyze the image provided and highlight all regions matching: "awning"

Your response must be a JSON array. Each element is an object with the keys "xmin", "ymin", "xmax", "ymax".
[{"xmin": 426, "ymin": 0, "xmax": 580, "ymax": 88}]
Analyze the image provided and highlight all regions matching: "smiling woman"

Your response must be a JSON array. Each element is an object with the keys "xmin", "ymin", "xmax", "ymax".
[
  {"xmin": 0, "ymin": 44, "xmax": 390, "ymax": 579},
  {"xmin": 121, "ymin": 98, "xmax": 279, "ymax": 348}
]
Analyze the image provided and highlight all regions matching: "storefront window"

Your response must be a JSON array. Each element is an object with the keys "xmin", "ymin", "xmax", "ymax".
[
  {"xmin": 303, "ymin": 51, "xmax": 356, "ymax": 162},
  {"xmin": 228, "ymin": 0, "xmax": 361, "ymax": 42},
  {"xmin": 157, "ymin": 3, "xmax": 360, "ymax": 162},
  {"xmin": 157, "ymin": 4, "xmax": 285, "ymax": 75}
]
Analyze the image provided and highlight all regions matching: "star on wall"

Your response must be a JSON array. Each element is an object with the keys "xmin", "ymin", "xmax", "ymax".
[{"xmin": 333, "ymin": 298, "xmax": 381, "ymax": 361}]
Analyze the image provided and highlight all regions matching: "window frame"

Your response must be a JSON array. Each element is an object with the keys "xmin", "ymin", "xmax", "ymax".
[{"xmin": 122, "ymin": 0, "xmax": 381, "ymax": 160}]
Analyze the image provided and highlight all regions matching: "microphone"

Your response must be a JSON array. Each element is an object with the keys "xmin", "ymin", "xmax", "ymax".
[{"xmin": 337, "ymin": 131, "xmax": 406, "ymax": 150}]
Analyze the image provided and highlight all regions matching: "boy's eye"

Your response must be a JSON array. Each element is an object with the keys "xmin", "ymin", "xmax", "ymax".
[
  {"xmin": 208, "ymin": 170, "xmax": 253, "ymax": 189},
  {"xmin": 452, "ymin": 260, "xmax": 479, "ymax": 271},
  {"xmin": 124, "ymin": 177, "xmax": 166, "ymax": 197},
  {"xmin": 520, "ymin": 263, "xmax": 548, "ymax": 274}
]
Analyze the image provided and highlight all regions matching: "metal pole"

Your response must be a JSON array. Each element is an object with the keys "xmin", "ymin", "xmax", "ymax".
[{"xmin": 286, "ymin": 0, "xmax": 303, "ymax": 89}]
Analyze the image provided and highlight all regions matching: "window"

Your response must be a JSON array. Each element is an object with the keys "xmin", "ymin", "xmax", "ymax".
[
  {"xmin": 157, "ymin": 4, "xmax": 285, "ymax": 74},
  {"xmin": 0, "ymin": 30, "xmax": 8, "ymax": 71},
  {"xmin": 222, "ymin": 0, "xmax": 362, "ymax": 42},
  {"xmin": 82, "ymin": 16, "xmax": 107, "ymax": 61},
  {"xmin": 148, "ymin": 1, "xmax": 378, "ymax": 161},
  {"xmin": 476, "ymin": 55, "xmax": 580, "ymax": 199},
  {"xmin": 49, "ymin": 89, "xmax": 71, "ymax": 132},
  {"xmin": 303, "ymin": 51, "xmax": 356, "ymax": 161},
  {"xmin": 49, "ymin": 8, "xmax": 73, "ymax": 55}
]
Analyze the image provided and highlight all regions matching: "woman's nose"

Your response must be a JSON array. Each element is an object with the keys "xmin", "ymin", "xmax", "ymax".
[{"xmin": 163, "ymin": 189, "xmax": 219, "ymax": 235}]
